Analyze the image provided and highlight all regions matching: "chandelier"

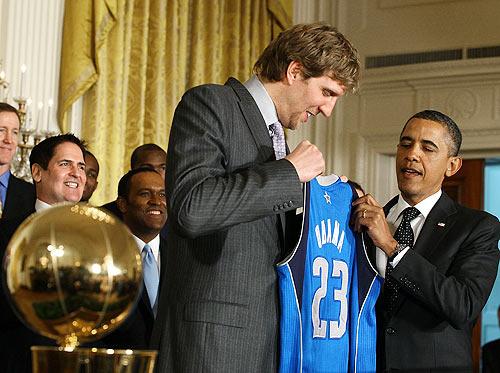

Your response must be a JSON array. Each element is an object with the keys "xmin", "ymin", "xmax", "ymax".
[{"xmin": 0, "ymin": 61, "xmax": 59, "ymax": 182}]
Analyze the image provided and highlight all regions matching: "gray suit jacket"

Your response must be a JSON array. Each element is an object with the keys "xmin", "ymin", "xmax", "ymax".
[
  {"xmin": 151, "ymin": 78, "xmax": 303, "ymax": 372},
  {"xmin": 377, "ymin": 193, "xmax": 500, "ymax": 371}
]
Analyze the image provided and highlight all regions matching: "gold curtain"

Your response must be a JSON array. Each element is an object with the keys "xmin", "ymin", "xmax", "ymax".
[{"xmin": 58, "ymin": 0, "xmax": 292, "ymax": 205}]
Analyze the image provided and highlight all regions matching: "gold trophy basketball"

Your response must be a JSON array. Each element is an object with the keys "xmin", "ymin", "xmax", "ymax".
[{"xmin": 2, "ymin": 204, "xmax": 157, "ymax": 372}]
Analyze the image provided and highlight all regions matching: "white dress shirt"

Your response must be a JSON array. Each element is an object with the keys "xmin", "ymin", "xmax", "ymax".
[
  {"xmin": 35, "ymin": 198, "xmax": 53, "ymax": 212},
  {"xmin": 133, "ymin": 234, "xmax": 161, "ymax": 270},
  {"xmin": 35, "ymin": 199, "xmax": 79, "ymax": 212},
  {"xmin": 244, "ymin": 75, "xmax": 279, "ymax": 135}
]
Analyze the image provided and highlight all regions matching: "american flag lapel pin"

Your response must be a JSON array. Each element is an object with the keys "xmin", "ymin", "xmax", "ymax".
[{"xmin": 437, "ymin": 222, "xmax": 446, "ymax": 227}]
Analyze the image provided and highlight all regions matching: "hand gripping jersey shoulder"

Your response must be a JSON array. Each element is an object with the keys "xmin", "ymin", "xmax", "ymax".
[{"xmin": 277, "ymin": 175, "xmax": 382, "ymax": 373}]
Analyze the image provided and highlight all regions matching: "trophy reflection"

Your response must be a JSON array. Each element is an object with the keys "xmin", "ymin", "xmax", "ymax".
[{"xmin": 2, "ymin": 204, "xmax": 157, "ymax": 372}]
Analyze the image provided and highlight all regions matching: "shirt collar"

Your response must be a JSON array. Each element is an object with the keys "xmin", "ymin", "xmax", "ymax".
[
  {"xmin": 243, "ymin": 75, "xmax": 279, "ymax": 128},
  {"xmin": 133, "ymin": 234, "xmax": 160, "ymax": 257},
  {"xmin": 0, "ymin": 170, "xmax": 11, "ymax": 188},
  {"xmin": 35, "ymin": 198, "xmax": 53, "ymax": 212},
  {"xmin": 392, "ymin": 189, "xmax": 442, "ymax": 220},
  {"xmin": 35, "ymin": 199, "xmax": 77, "ymax": 212}
]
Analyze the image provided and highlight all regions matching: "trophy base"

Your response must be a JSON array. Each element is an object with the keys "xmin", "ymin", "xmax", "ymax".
[{"xmin": 31, "ymin": 346, "xmax": 157, "ymax": 373}]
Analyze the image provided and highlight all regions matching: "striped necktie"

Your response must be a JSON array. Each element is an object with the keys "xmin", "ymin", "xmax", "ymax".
[{"xmin": 269, "ymin": 122, "xmax": 286, "ymax": 160}]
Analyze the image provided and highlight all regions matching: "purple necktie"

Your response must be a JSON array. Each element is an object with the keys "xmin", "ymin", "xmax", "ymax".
[{"xmin": 269, "ymin": 122, "xmax": 286, "ymax": 160}]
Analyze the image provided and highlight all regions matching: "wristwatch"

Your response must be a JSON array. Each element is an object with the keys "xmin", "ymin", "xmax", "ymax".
[{"xmin": 388, "ymin": 243, "xmax": 407, "ymax": 261}]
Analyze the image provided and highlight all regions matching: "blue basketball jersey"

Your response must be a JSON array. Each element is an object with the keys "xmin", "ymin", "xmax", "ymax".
[{"xmin": 277, "ymin": 175, "xmax": 382, "ymax": 373}]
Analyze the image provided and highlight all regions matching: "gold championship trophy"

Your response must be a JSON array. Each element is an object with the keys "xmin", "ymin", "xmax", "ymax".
[{"xmin": 2, "ymin": 204, "xmax": 157, "ymax": 372}]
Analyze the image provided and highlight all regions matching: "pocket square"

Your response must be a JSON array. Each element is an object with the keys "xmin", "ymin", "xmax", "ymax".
[{"xmin": 437, "ymin": 222, "xmax": 446, "ymax": 227}]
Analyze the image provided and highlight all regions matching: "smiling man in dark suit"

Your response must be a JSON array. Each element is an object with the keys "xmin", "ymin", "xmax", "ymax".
[
  {"xmin": 151, "ymin": 23, "xmax": 360, "ymax": 372},
  {"xmin": 353, "ymin": 110, "xmax": 500, "ymax": 371},
  {"xmin": 0, "ymin": 132, "xmax": 87, "ymax": 373},
  {"xmin": 101, "ymin": 143, "xmax": 166, "ymax": 218},
  {"xmin": 100, "ymin": 167, "xmax": 167, "ymax": 349},
  {"xmin": 0, "ymin": 103, "xmax": 35, "ymax": 220}
]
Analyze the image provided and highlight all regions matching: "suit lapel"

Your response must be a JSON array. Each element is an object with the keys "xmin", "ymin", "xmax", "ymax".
[
  {"xmin": 225, "ymin": 78, "xmax": 275, "ymax": 164},
  {"xmin": 368, "ymin": 196, "xmax": 398, "ymax": 265},
  {"xmin": 412, "ymin": 193, "xmax": 457, "ymax": 259},
  {"xmin": 384, "ymin": 196, "xmax": 399, "ymax": 216},
  {"xmin": 3, "ymin": 175, "xmax": 36, "ymax": 221},
  {"xmin": 4, "ymin": 176, "xmax": 21, "ymax": 215},
  {"xmin": 226, "ymin": 78, "xmax": 289, "ymax": 253},
  {"xmin": 140, "ymin": 286, "xmax": 154, "ymax": 318},
  {"xmin": 159, "ymin": 237, "xmax": 167, "ymax": 292},
  {"xmin": 390, "ymin": 193, "xmax": 457, "ymax": 316},
  {"xmin": 383, "ymin": 194, "xmax": 457, "ymax": 260}
]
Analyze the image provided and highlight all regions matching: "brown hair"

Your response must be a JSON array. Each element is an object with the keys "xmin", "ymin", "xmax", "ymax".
[
  {"xmin": 29, "ymin": 133, "xmax": 86, "ymax": 170},
  {"xmin": 0, "ymin": 102, "xmax": 21, "ymax": 123},
  {"xmin": 254, "ymin": 23, "xmax": 360, "ymax": 92}
]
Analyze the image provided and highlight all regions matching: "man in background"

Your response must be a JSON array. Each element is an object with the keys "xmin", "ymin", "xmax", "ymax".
[
  {"xmin": 0, "ymin": 102, "xmax": 35, "ymax": 220},
  {"xmin": 81, "ymin": 150, "xmax": 100, "ymax": 202},
  {"xmin": 130, "ymin": 143, "xmax": 166, "ymax": 177},
  {"xmin": 100, "ymin": 167, "xmax": 167, "ymax": 349},
  {"xmin": 353, "ymin": 110, "xmax": 500, "ymax": 371},
  {"xmin": 152, "ymin": 22, "xmax": 360, "ymax": 372},
  {"xmin": 0, "ymin": 132, "xmax": 87, "ymax": 373},
  {"xmin": 102, "ymin": 143, "xmax": 166, "ymax": 218}
]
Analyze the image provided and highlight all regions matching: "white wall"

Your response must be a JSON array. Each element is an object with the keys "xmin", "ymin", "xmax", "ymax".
[{"xmin": 349, "ymin": 0, "xmax": 500, "ymax": 56}]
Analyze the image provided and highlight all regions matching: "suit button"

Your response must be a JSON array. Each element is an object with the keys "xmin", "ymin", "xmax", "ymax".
[{"xmin": 386, "ymin": 327, "xmax": 396, "ymax": 335}]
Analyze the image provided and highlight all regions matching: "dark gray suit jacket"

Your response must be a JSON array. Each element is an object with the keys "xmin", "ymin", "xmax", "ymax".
[
  {"xmin": 377, "ymin": 192, "xmax": 500, "ymax": 371},
  {"xmin": 151, "ymin": 78, "xmax": 303, "ymax": 372}
]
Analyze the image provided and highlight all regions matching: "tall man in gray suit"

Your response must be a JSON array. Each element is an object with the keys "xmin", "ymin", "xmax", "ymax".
[
  {"xmin": 151, "ymin": 23, "xmax": 360, "ymax": 372},
  {"xmin": 352, "ymin": 110, "xmax": 500, "ymax": 371}
]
